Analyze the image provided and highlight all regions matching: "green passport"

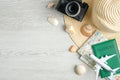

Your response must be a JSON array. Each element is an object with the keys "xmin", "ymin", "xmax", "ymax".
[{"xmin": 92, "ymin": 39, "xmax": 120, "ymax": 78}]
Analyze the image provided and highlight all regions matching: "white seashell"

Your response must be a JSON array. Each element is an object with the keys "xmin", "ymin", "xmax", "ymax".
[
  {"xmin": 65, "ymin": 25, "xmax": 75, "ymax": 34},
  {"xmin": 47, "ymin": 17, "xmax": 59, "ymax": 26},
  {"xmin": 75, "ymin": 64, "xmax": 87, "ymax": 75}
]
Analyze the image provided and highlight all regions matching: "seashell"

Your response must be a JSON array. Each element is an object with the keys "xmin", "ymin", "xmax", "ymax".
[
  {"xmin": 47, "ymin": 2, "xmax": 56, "ymax": 8},
  {"xmin": 75, "ymin": 64, "xmax": 87, "ymax": 75},
  {"xmin": 81, "ymin": 24, "xmax": 93, "ymax": 37},
  {"xmin": 65, "ymin": 25, "xmax": 75, "ymax": 34},
  {"xmin": 47, "ymin": 17, "xmax": 58, "ymax": 26},
  {"xmin": 69, "ymin": 45, "xmax": 77, "ymax": 53}
]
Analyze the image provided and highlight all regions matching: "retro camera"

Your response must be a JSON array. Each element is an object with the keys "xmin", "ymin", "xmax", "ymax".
[{"xmin": 56, "ymin": 0, "xmax": 89, "ymax": 21}]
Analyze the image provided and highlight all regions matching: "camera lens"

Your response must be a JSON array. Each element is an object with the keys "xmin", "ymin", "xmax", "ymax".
[{"xmin": 65, "ymin": 1, "xmax": 81, "ymax": 17}]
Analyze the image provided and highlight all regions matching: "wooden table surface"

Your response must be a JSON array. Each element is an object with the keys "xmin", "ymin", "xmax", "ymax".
[{"xmin": 0, "ymin": 0, "xmax": 97, "ymax": 80}]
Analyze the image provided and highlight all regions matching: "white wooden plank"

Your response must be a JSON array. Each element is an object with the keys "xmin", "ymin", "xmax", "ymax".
[{"xmin": 0, "ymin": 0, "xmax": 96, "ymax": 80}]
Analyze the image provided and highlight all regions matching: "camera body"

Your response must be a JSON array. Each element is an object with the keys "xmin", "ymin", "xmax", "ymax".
[{"xmin": 56, "ymin": 0, "xmax": 89, "ymax": 21}]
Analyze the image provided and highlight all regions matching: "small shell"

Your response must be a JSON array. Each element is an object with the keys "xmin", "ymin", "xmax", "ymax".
[
  {"xmin": 69, "ymin": 45, "xmax": 77, "ymax": 53},
  {"xmin": 81, "ymin": 24, "xmax": 93, "ymax": 37},
  {"xmin": 47, "ymin": 17, "xmax": 58, "ymax": 26},
  {"xmin": 65, "ymin": 25, "xmax": 75, "ymax": 34},
  {"xmin": 47, "ymin": 2, "xmax": 56, "ymax": 8},
  {"xmin": 75, "ymin": 64, "xmax": 87, "ymax": 75}
]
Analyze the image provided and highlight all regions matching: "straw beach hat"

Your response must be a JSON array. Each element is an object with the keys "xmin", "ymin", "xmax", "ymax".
[{"xmin": 92, "ymin": 0, "xmax": 120, "ymax": 32}]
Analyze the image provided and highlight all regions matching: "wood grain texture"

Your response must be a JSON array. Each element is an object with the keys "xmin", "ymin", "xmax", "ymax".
[{"xmin": 0, "ymin": 0, "xmax": 96, "ymax": 80}]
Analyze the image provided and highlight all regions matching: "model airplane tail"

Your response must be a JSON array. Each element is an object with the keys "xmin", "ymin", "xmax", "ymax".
[{"xmin": 108, "ymin": 68, "xmax": 120, "ymax": 80}]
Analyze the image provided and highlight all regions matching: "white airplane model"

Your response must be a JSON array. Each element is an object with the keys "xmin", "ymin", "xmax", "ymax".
[{"xmin": 89, "ymin": 54, "xmax": 119, "ymax": 80}]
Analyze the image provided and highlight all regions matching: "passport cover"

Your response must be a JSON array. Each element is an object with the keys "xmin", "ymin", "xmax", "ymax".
[{"xmin": 92, "ymin": 39, "xmax": 120, "ymax": 78}]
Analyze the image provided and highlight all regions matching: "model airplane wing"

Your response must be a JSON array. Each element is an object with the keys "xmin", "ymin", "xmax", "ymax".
[
  {"xmin": 95, "ymin": 64, "xmax": 101, "ymax": 80},
  {"xmin": 100, "ymin": 54, "xmax": 116, "ymax": 63},
  {"xmin": 108, "ymin": 68, "xmax": 120, "ymax": 80}
]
